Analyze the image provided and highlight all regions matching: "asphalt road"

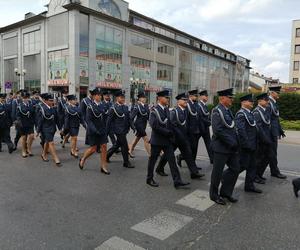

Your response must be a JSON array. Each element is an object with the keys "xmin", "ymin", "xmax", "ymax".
[{"xmin": 0, "ymin": 129, "xmax": 299, "ymax": 250}]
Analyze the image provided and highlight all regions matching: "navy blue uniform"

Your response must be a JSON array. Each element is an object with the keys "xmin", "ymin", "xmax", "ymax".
[
  {"xmin": 156, "ymin": 106, "xmax": 199, "ymax": 175},
  {"xmin": 12, "ymin": 98, "xmax": 22, "ymax": 146},
  {"xmin": 147, "ymin": 105, "xmax": 183, "ymax": 184},
  {"xmin": 16, "ymin": 101, "xmax": 35, "ymax": 135},
  {"xmin": 186, "ymin": 100, "xmax": 202, "ymax": 160},
  {"xmin": 235, "ymin": 108, "xmax": 257, "ymax": 190},
  {"xmin": 266, "ymin": 97, "xmax": 283, "ymax": 176},
  {"xmin": 102, "ymin": 100, "xmax": 117, "ymax": 145},
  {"xmin": 198, "ymin": 101, "xmax": 213, "ymax": 163},
  {"xmin": 253, "ymin": 106, "xmax": 273, "ymax": 177},
  {"xmin": 0, "ymin": 101, "xmax": 14, "ymax": 152},
  {"xmin": 81, "ymin": 96, "xmax": 93, "ymax": 145},
  {"xmin": 85, "ymin": 101, "xmax": 107, "ymax": 146},
  {"xmin": 64, "ymin": 104, "xmax": 84, "ymax": 137},
  {"xmin": 57, "ymin": 97, "xmax": 67, "ymax": 131},
  {"xmin": 130, "ymin": 102, "xmax": 150, "ymax": 137},
  {"xmin": 106, "ymin": 103, "xmax": 131, "ymax": 164},
  {"xmin": 37, "ymin": 103, "xmax": 58, "ymax": 143},
  {"xmin": 210, "ymin": 104, "xmax": 240, "ymax": 200}
]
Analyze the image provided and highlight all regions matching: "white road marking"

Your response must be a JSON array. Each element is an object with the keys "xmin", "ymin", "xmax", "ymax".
[
  {"xmin": 95, "ymin": 236, "xmax": 145, "ymax": 250},
  {"xmin": 131, "ymin": 210, "xmax": 193, "ymax": 241},
  {"xmin": 176, "ymin": 189, "xmax": 215, "ymax": 212}
]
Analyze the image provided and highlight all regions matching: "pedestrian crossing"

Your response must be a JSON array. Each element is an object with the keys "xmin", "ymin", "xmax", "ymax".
[{"xmin": 94, "ymin": 174, "xmax": 247, "ymax": 249}]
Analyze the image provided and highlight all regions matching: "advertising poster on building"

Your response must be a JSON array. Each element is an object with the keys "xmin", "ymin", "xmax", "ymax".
[
  {"xmin": 48, "ymin": 50, "xmax": 69, "ymax": 86},
  {"xmin": 80, "ymin": 56, "xmax": 89, "ymax": 86}
]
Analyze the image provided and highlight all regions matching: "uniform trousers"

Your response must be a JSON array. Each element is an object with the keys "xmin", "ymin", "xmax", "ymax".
[{"xmin": 107, "ymin": 134, "xmax": 129, "ymax": 163}]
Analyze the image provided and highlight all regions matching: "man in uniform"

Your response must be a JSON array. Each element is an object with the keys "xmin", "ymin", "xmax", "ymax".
[
  {"xmin": 57, "ymin": 90, "xmax": 68, "ymax": 143},
  {"xmin": 253, "ymin": 93, "xmax": 273, "ymax": 184},
  {"xmin": 106, "ymin": 90, "xmax": 134, "ymax": 168},
  {"xmin": 209, "ymin": 88, "xmax": 240, "ymax": 205},
  {"xmin": 176, "ymin": 89, "xmax": 203, "ymax": 168},
  {"xmin": 198, "ymin": 90, "xmax": 213, "ymax": 164},
  {"xmin": 11, "ymin": 90, "xmax": 23, "ymax": 149},
  {"xmin": 155, "ymin": 92, "xmax": 205, "ymax": 180},
  {"xmin": 266, "ymin": 86, "xmax": 286, "ymax": 179},
  {"xmin": 146, "ymin": 90, "xmax": 190, "ymax": 189},
  {"xmin": 0, "ymin": 93, "xmax": 15, "ymax": 153},
  {"xmin": 235, "ymin": 93, "xmax": 262, "ymax": 193}
]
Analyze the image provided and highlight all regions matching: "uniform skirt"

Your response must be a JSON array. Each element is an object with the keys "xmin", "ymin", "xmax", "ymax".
[
  {"xmin": 42, "ymin": 132, "xmax": 55, "ymax": 143},
  {"xmin": 135, "ymin": 124, "xmax": 147, "ymax": 138},
  {"xmin": 20, "ymin": 126, "xmax": 34, "ymax": 136},
  {"xmin": 69, "ymin": 127, "xmax": 79, "ymax": 137},
  {"xmin": 88, "ymin": 134, "xmax": 108, "ymax": 147}
]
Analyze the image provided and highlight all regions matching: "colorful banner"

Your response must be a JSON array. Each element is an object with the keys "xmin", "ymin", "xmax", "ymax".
[{"xmin": 48, "ymin": 50, "xmax": 69, "ymax": 86}]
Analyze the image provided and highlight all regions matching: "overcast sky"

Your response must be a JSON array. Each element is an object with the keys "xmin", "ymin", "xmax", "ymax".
[{"xmin": 0, "ymin": 0, "xmax": 299, "ymax": 82}]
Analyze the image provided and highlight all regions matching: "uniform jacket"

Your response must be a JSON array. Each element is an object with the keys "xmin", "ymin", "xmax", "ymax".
[
  {"xmin": 64, "ymin": 104, "xmax": 84, "ymax": 130},
  {"xmin": 235, "ymin": 108, "xmax": 257, "ymax": 151},
  {"xmin": 11, "ymin": 98, "xmax": 21, "ymax": 122},
  {"xmin": 170, "ymin": 106, "xmax": 189, "ymax": 143},
  {"xmin": 149, "ymin": 104, "xmax": 173, "ymax": 146},
  {"xmin": 0, "ymin": 102, "xmax": 13, "ymax": 128},
  {"xmin": 211, "ymin": 104, "xmax": 239, "ymax": 154},
  {"xmin": 198, "ymin": 101, "xmax": 211, "ymax": 128},
  {"xmin": 16, "ymin": 101, "xmax": 35, "ymax": 128},
  {"xmin": 80, "ymin": 96, "xmax": 93, "ymax": 122},
  {"xmin": 130, "ymin": 102, "xmax": 150, "ymax": 132},
  {"xmin": 57, "ymin": 97, "xmax": 67, "ymax": 130},
  {"xmin": 86, "ymin": 101, "xmax": 106, "ymax": 136},
  {"xmin": 106, "ymin": 103, "xmax": 131, "ymax": 135},
  {"xmin": 36, "ymin": 102, "xmax": 58, "ymax": 134},
  {"xmin": 186, "ymin": 100, "xmax": 201, "ymax": 135},
  {"xmin": 267, "ymin": 98, "xmax": 284, "ymax": 138},
  {"xmin": 253, "ymin": 106, "xmax": 272, "ymax": 145}
]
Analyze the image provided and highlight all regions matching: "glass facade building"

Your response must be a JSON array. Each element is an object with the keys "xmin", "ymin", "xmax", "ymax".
[{"xmin": 0, "ymin": 0, "xmax": 250, "ymax": 103}]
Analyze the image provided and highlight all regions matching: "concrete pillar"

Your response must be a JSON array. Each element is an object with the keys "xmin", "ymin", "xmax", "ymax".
[
  {"xmin": 40, "ymin": 20, "xmax": 47, "ymax": 93},
  {"xmin": 89, "ymin": 16, "xmax": 96, "ymax": 90},
  {"xmin": 123, "ymin": 27, "xmax": 130, "ymax": 102},
  {"xmin": 68, "ymin": 10, "xmax": 80, "ymax": 96}
]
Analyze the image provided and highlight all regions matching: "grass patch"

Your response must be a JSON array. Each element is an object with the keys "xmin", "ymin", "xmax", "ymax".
[{"xmin": 281, "ymin": 120, "xmax": 300, "ymax": 131}]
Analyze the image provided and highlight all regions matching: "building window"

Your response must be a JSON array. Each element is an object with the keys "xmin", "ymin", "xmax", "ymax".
[
  {"xmin": 296, "ymin": 28, "xmax": 300, "ymax": 37},
  {"xmin": 23, "ymin": 30, "xmax": 41, "ymax": 53},
  {"xmin": 176, "ymin": 35, "xmax": 191, "ymax": 45},
  {"xmin": 293, "ymin": 78, "xmax": 299, "ymax": 84},
  {"xmin": 3, "ymin": 36, "xmax": 18, "ymax": 57},
  {"xmin": 98, "ymin": 0, "xmax": 121, "ymax": 19},
  {"xmin": 157, "ymin": 63, "xmax": 173, "ymax": 82},
  {"xmin": 157, "ymin": 43, "xmax": 174, "ymax": 56},
  {"xmin": 24, "ymin": 54, "xmax": 41, "ymax": 92},
  {"xmin": 132, "ymin": 17, "xmax": 154, "ymax": 31},
  {"xmin": 294, "ymin": 61, "xmax": 299, "ymax": 71},
  {"xmin": 80, "ymin": 13, "xmax": 89, "ymax": 90},
  {"xmin": 131, "ymin": 34, "xmax": 152, "ymax": 50},
  {"xmin": 295, "ymin": 45, "xmax": 300, "ymax": 54},
  {"xmin": 96, "ymin": 23, "xmax": 123, "ymax": 89}
]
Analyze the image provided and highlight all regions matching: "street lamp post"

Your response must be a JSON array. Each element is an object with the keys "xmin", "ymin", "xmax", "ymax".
[{"xmin": 14, "ymin": 68, "xmax": 27, "ymax": 91}]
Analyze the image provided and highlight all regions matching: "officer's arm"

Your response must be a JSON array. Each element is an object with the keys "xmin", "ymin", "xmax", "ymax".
[
  {"xmin": 149, "ymin": 111, "xmax": 172, "ymax": 136},
  {"xmin": 86, "ymin": 107, "xmax": 99, "ymax": 135},
  {"xmin": 253, "ymin": 112, "xmax": 271, "ymax": 145},
  {"xmin": 211, "ymin": 110, "xmax": 237, "ymax": 148},
  {"xmin": 235, "ymin": 113, "xmax": 250, "ymax": 149},
  {"xmin": 130, "ymin": 106, "xmax": 138, "ymax": 121},
  {"xmin": 36, "ymin": 109, "xmax": 43, "ymax": 134},
  {"xmin": 106, "ymin": 107, "xmax": 115, "ymax": 134},
  {"xmin": 11, "ymin": 101, "xmax": 17, "ymax": 121},
  {"xmin": 197, "ymin": 111, "xmax": 206, "ymax": 134}
]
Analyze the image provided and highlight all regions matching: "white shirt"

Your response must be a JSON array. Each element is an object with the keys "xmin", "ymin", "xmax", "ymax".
[
  {"xmin": 158, "ymin": 103, "xmax": 166, "ymax": 110},
  {"xmin": 269, "ymin": 95, "xmax": 276, "ymax": 103},
  {"xmin": 178, "ymin": 105, "xmax": 185, "ymax": 111},
  {"xmin": 258, "ymin": 105, "xmax": 266, "ymax": 111},
  {"xmin": 138, "ymin": 101, "xmax": 145, "ymax": 107},
  {"xmin": 200, "ymin": 100, "xmax": 207, "ymax": 106},
  {"xmin": 242, "ymin": 107, "xmax": 251, "ymax": 113},
  {"xmin": 94, "ymin": 100, "xmax": 101, "ymax": 106}
]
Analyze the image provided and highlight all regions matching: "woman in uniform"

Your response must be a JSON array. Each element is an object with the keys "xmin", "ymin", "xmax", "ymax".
[
  {"xmin": 79, "ymin": 88, "xmax": 109, "ymax": 174},
  {"xmin": 16, "ymin": 91, "xmax": 35, "ymax": 158},
  {"xmin": 128, "ymin": 91, "xmax": 150, "ymax": 157},
  {"xmin": 64, "ymin": 95, "xmax": 84, "ymax": 158},
  {"xmin": 37, "ymin": 93, "xmax": 61, "ymax": 167}
]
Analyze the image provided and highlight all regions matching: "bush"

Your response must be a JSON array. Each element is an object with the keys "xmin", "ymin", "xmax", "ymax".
[
  {"xmin": 280, "ymin": 120, "xmax": 300, "ymax": 131},
  {"xmin": 277, "ymin": 93, "xmax": 300, "ymax": 121}
]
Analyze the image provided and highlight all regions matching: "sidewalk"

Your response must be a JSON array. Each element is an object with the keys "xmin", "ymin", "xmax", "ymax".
[{"xmin": 280, "ymin": 130, "xmax": 300, "ymax": 145}]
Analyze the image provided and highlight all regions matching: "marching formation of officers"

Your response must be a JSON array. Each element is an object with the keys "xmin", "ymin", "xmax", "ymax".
[{"xmin": 0, "ymin": 85, "xmax": 290, "ymax": 204}]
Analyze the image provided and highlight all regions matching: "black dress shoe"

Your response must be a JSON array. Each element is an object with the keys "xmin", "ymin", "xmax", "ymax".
[
  {"xmin": 79, "ymin": 158, "xmax": 84, "ymax": 170},
  {"xmin": 292, "ymin": 180, "xmax": 299, "ymax": 198},
  {"xmin": 123, "ymin": 162, "xmax": 135, "ymax": 168},
  {"xmin": 147, "ymin": 179, "xmax": 159, "ymax": 187},
  {"xmin": 220, "ymin": 195, "xmax": 238, "ymax": 203},
  {"xmin": 211, "ymin": 197, "xmax": 226, "ymax": 205},
  {"xmin": 8, "ymin": 147, "xmax": 14, "ymax": 154},
  {"xmin": 156, "ymin": 170, "xmax": 168, "ymax": 177},
  {"xmin": 245, "ymin": 187, "xmax": 263, "ymax": 193},
  {"xmin": 101, "ymin": 168, "xmax": 111, "ymax": 175},
  {"xmin": 174, "ymin": 182, "xmax": 191, "ymax": 189},
  {"xmin": 271, "ymin": 173, "xmax": 287, "ymax": 179},
  {"xmin": 55, "ymin": 162, "xmax": 62, "ymax": 167},
  {"xmin": 254, "ymin": 177, "xmax": 266, "ymax": 184},
  {"xmin": 176, "ymin": 155, "xmax": 182, "ymax": 168},
  {"xmin": 190, "ymin": 172, "xmax": 205, "ymax": 179}
]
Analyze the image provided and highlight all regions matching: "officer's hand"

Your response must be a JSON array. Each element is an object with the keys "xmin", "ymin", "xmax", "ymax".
[{"xmin": 281, "ymin": 131, "xmax": 286, "ymax": 138}]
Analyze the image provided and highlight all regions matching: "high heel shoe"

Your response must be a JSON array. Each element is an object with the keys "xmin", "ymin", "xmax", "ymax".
[
  {"xmin": 101, "ymin": 168, "xmax": 110, "ymax": 175},
  {"xmin": 41, "ymin": 155, "xmax": 49, "ymax": 162},
  {"xmin": 128, "ymin": 151, "xmax": 135, "ymax": 158},
  {"xmin": 70, "ymin": 152, "xmax": 79, "ymax": 159},
  {"xmin": 55, "ymin": 162, "xmax": 62, "ymax": 167},
  {"xmin": 79, "ymin": 158, "xmax": 84, "ymax": 170}
]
